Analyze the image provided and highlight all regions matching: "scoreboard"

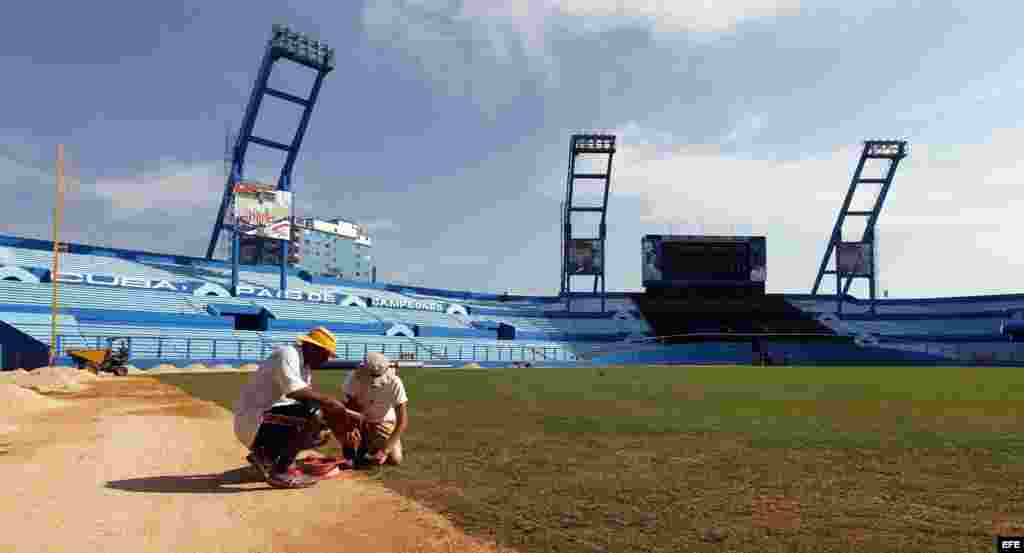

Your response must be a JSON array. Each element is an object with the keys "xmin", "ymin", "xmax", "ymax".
[{"xmin": 642, "ymin": 235, "xmax": 766, "ymax": 290}]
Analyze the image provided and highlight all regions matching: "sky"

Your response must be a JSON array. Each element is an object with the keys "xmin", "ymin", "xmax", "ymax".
[{"xmin": 1, "ymin": 1, "xmax": 1022, "ymax": 298}]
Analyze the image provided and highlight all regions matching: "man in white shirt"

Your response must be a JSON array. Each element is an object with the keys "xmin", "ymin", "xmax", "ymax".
[
  {"xmin": 234, "ymin": 327, "xmax": 363, "ymax": 488},
  {"xmin": 341, "ymin": 352, "xmax": 409, "ymax": 466}
]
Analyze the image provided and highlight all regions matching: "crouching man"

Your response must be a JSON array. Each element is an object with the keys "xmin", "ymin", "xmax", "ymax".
[
  {"xmin": 341, "ymin": 352, "xmax": 409, "ymax": 466},
  {"xmin": 233, "ymin": 327, "xmax": 364, "ymax": 488}
]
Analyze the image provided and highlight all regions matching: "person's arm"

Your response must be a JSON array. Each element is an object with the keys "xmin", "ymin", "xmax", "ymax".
[
  {"xmin": 382, "ymin": 402, "xmax": 408, "ymax": 451},
  {"xmin": 373, "ymin": 379, "xmax": 409, "ymax": 462},
  {"xmin": 287, "ymin": 386, "xmax": 362, "ymax": 420},
  {"xmin": 271, "ymin": 348, "xmax": 360, "ymax": 421}
]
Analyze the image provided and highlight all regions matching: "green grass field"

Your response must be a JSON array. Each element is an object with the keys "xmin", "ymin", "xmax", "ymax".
[{"xmin": 158, "ymin": 365, "xmax": 1024, "ymax": 552}]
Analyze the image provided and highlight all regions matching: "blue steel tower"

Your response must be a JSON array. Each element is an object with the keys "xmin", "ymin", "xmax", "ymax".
[
  {"xmin": 811, "ymin": 140, "xmax": 908, "ymax": 314},
  {"xmin": 206, "ymin": 25, "xmax": 335, "ymax": 293},
  {"xmin": 561, "ymin": 134, "xmax": 616, "ymax": 313}
]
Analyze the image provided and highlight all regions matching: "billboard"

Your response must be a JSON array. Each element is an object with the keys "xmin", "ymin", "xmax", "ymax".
[
  {"xmin": 233, "ymin": 182, "xmax": 292, "ymax": 241},
  {"xmin": 642, "ymin": 235, "xmax": 766, "ymax": 288},
  {"xmin": 239, "ymin": 228, "xmax": 302, "ymax": 266},
  {"xmin": 567, "ymin": 239, "xmax": 603, "ymax": 275},
  {"xmin": 836, "ymin": 241, "xmax": 872, "ymax": 277}
]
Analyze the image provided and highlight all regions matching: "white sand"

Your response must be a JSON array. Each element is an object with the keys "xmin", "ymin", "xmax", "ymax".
[
  {"xmin": 0, "ymin": 383, "xmax": 63, "ymax": 416},
  {"xmin": 6, "ymin": 366, "xmax": 98, "ymax": 393}
]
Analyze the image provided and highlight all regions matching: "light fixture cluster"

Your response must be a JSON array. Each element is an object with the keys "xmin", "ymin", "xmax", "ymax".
[
  {"xmin": 271, "ymin": 24, "xmax": 335, "ymax": 71},
  {"xmin": 865, "ymin": 140, "xmax": 908, "ymax": 158},
  {"xmin": 573, "ymin": 134, "xmax": 617, "ymax": 152}
]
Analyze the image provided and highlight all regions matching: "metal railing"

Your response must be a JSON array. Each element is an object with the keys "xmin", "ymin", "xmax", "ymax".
[
  {"xmin": 18, "ymin": 325, "xmax": 576, "ymax": 364},
  {"xmin": 576, "ymin": 331, "xmax": 1024, "ymax": 365},
  {"xmin": 575, "ymin": 332, "xmax": 839, "ymax": 360}
]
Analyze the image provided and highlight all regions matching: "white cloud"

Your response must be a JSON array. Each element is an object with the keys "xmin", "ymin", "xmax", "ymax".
[
  {"xmin": 550, "ymin": 0, "xmax": 801, "ymax": 34},
  {"xmin": 360, "ymin": 0, "xmax": 801, "ymax": 105},
  {"xmin": 87, "ymin": 160, "xmax": 224, "ymax": 213},
  {"xmin": 456, "ymin": 0, "xmax": 801, "ymax": 35}
]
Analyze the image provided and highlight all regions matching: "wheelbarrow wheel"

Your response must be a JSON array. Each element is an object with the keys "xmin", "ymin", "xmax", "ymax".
[{"xmin": 113, "ymin": 366, "xmax": 129, "ymax": 377}]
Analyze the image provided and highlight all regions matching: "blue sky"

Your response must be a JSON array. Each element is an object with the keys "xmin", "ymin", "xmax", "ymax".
[{"xmin": 1, "ymin": 1, "xmax": 1022, "ymax": 297}]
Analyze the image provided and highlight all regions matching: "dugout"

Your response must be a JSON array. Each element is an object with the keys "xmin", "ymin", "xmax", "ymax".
[
  {"xmin": 0, "ymin": 320, "xmax": 49, "ymax": 370},
  {"xmin": 205, "ymin": 303, "xmax": 275, "ymax": 332},
  {"xmin": 1002, "ymin": 320, "xmax": 1024, "ymax": 341}
]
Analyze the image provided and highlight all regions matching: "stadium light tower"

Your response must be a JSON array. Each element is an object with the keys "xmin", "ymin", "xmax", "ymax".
[
  {"xmin": 206, "ymin": 24, "xmax": 335, "ymax": 294},
  {"xmin": 811, "ymin": 140, "xmax": 908, "ymax": 314},
  {"xmin": 561, "ymin": 134, "xmax": 616, "ymax": 313}
]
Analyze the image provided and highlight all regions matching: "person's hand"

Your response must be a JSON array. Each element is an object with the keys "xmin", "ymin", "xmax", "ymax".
[
  {"xmin": 371, "ymin": 450, "xmax": 388, "ymax": 465},
  {"xmin": 346, "ymin": 409, "xmax": 365, "ymax": 425},
  {"xmin": 322, "ymin": 398, "xmax": 347, "ymax": 417}
]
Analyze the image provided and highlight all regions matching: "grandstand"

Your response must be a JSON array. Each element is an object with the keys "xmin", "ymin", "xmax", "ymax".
[
  {"xmin": 1, "ymin": 231, "xmax": 1023, "ymax": 369},
  {"xmin": 0, "ymin": 235, "xmax": 644, "ymax": 369}
]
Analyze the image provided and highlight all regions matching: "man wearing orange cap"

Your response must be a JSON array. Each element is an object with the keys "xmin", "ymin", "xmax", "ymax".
[{"xmin": 234, "ymin": 326, "xmax": 363, "ymax": 488}]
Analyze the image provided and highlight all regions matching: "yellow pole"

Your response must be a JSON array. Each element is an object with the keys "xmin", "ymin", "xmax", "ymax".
[{"xmin": 50, "ymin": 144, "xmax": 64, "ymax": 365}]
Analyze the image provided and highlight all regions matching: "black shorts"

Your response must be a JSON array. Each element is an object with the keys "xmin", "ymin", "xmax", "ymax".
[{"xmin": 251, "ymin": 402, "xmax": 322, "ymax": 455}]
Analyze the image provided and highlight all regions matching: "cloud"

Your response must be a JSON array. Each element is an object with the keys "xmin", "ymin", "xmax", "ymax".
[
  {"xmin": 359, "ymin": 0, "xmax": 801, "ymax": 113},
  {"xmin": 571, "ymin": 124, "xmax": 1024, "ymax": 296},
  {"xmin": 87, "ymin": 160, "xmax": 224, "ymax": 213},
  {"xmin": 358, "ymin": 0, "xmax": 958, "ymax": 150},
  {"xmin": 399, "ymin": 0, "xmax": 801, "ymax": 39},
  {"xmin": 548, "ymin": 0, "xmax": 801, "ymax": 34},
  {"xmin": 0, "ymin": 152, "xmax": 228, "ymax": 257}
]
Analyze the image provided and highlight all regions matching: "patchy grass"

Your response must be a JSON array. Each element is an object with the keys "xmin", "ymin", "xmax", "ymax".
[{"xmin": 158, "ymin": 365, "xmax": 1024, "ymax": 552}]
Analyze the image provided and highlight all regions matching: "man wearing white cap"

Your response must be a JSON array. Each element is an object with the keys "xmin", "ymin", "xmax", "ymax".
[
  {"xmin": 234, "ymin": 326, "xmax": 364, "ymax": 488},
  {"xmin": 341, "ymin": 351, "xmax": 409, "ymax": 465}
]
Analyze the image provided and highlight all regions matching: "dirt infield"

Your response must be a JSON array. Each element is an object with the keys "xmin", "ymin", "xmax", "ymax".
[{"xmin": 0, "ymin": 376, "xmax": 508, "ymax": 553}]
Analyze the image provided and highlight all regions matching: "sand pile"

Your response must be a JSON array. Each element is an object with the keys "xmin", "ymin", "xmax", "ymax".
[
  {"xmin": 143, "ymin": 363, "xmax": 254, "ymax": 374},
  {"xmin": 461, "ymin": 362, "xmax": 482, "ymax": 369},
  {"xmin": 140, "ymin": 364, "xmax": 182, "ymax": 375},
  {"xmin": 0, "ymin": 383, "xmax": 63, "ymax": 416},
  {"xmin": 0, "ymin": 369, "xmax": 28, "ymax": 385},
  {"xmin": 111, "ymin": 362, "xmax": 261, "ymax": 375},
  {"xmin": 147, "ymin": 364, "xmax": 179, "ymax": 374},
  {"xmin": 8, "ymin": 366, "xmax": 98, "ymax": 393}
]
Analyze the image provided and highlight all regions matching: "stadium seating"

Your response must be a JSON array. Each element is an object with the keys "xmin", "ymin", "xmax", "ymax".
[
  {"xmin": 3, "ymin": 235, "xmax": 1022, "ymax": 369},
  {"xmin": 586, "ymin": 342, "xmax": 753, "ymax": 365},
  {"xmin": 0, "ymin": 281, "xmax": 193, "ymax": 314},
  {"xmin": 833, "ymin": 318, "xmax": 1004, "ymax": 337},
  {"xmin": 0, "ymin": 247, "xmax": 185, "ymax": 282},
  {"xmin": 759, "ymin": 341, "xmax": 953, "ymax": 365},
  {"xmin": 0, "ymin": 311, "xmax": 79, "ymax": 342},
  {"xmin": 787, "ymin": 295, "xmax": 1024, "ymax": 315},
  {"xmin": 634, "ymin": 294, "xmax": 833, "ymax": 338}
]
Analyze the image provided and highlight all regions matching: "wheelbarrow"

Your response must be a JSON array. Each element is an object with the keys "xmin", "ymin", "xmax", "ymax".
[{"xmin": 67, "ymin": 338, "xmax": 131, "ymax": 376}]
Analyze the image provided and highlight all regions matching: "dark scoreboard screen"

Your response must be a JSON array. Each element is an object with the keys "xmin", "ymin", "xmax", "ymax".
[
  {"xmin": 643, "ymin": 235, "xmax": 766, "ymax": 288},
  {"xmin": 661, "ymin": 241, "xmax": 750, "ymax": 280}
]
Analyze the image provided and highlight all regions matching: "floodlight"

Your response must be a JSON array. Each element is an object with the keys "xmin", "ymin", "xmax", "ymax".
[
  {"xmin": 270, "ymin": 25, "xmax": 335, "ymax": 71},
  {"xmin": 865, "ymin": 140, "xmax": 907, "ymax": 158},
  {"xmin": 573, "ymin": 134, "xmax": 616, "ymax": 153}
]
